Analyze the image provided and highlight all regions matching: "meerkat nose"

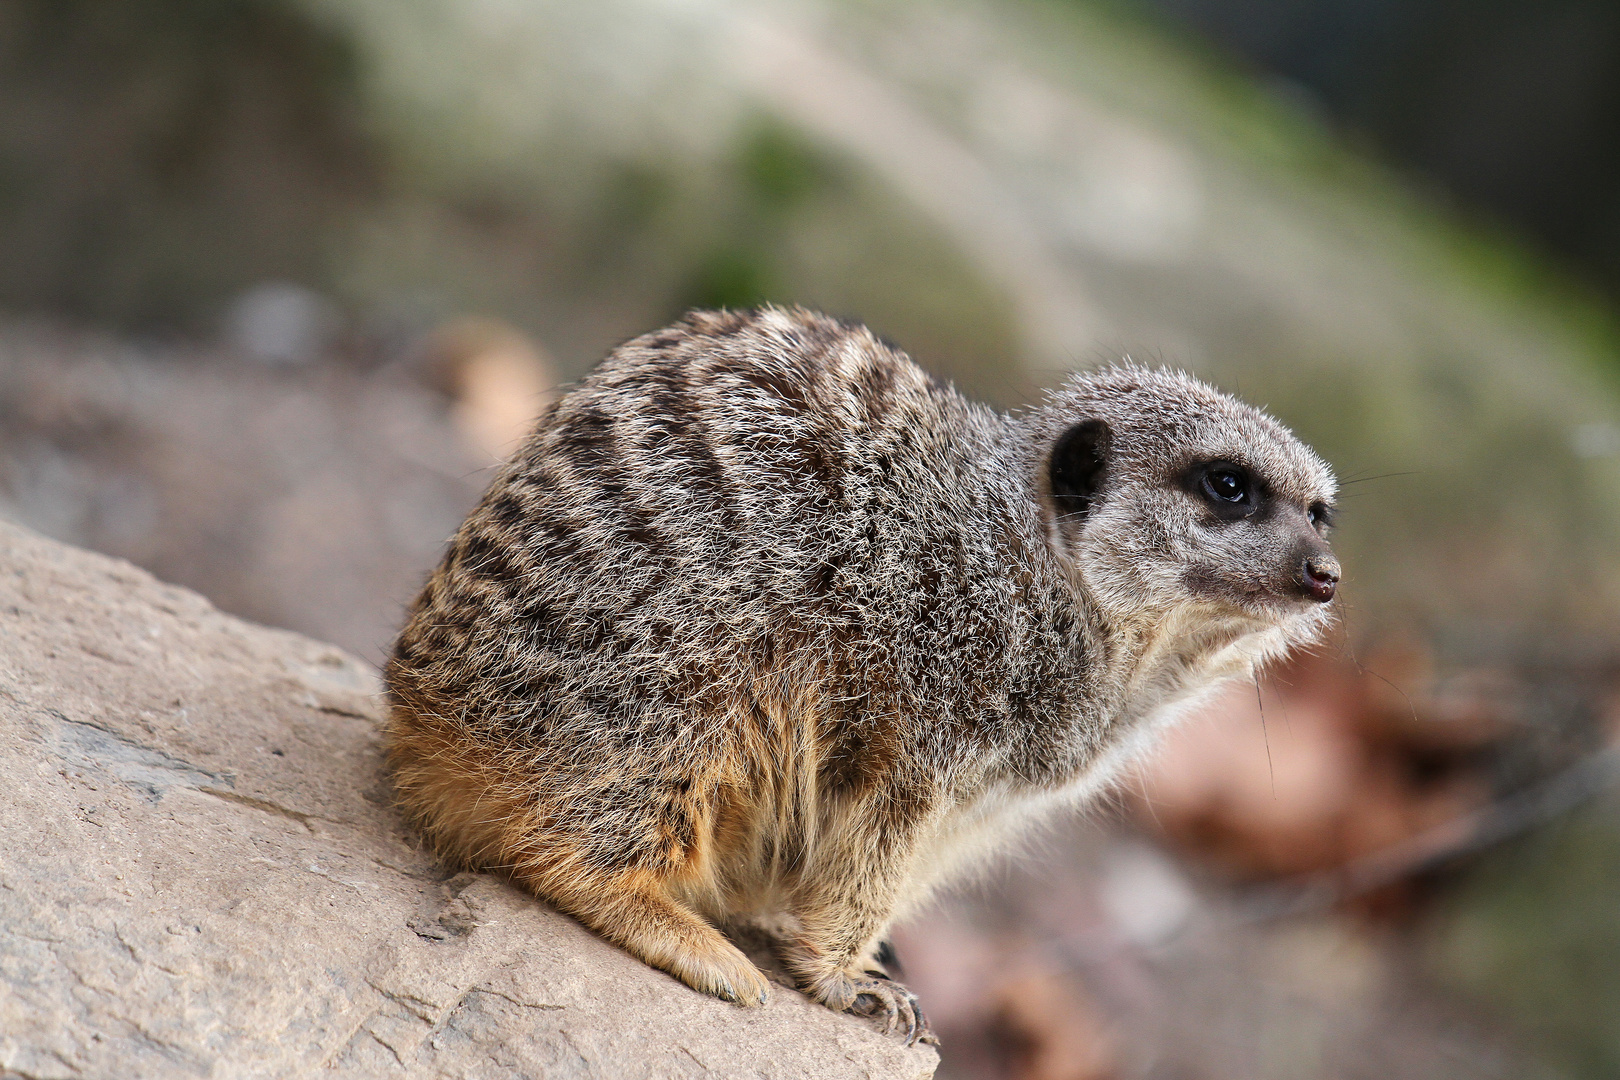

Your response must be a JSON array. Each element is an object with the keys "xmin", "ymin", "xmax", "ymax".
[{"xmin": 1301, "ymin": 554, "xmax": 1340, "ymax": 603}]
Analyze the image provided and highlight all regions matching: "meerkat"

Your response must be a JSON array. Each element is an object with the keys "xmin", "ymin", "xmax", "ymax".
[{"xmin": 385, "ymin": 306, "xmax": 1339, "ymax": 1044}]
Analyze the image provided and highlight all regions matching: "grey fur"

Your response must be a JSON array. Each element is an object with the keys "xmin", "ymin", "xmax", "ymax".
[{"xmin": 384, "ymin": 306, "xmax": 1339, "ymax": 1039}]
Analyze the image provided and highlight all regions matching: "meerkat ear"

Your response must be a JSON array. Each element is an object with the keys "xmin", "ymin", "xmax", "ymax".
[{"xmin": 1049, "ymin": 419, "xmax": 1111, "ymax": 524}]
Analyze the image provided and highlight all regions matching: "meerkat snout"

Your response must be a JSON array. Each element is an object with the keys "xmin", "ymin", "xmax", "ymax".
[{"xmin": 1301, "ymin": 548, "xmax": 1340, "ymax": 603}]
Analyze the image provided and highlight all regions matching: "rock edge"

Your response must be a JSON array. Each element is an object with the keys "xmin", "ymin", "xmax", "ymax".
[{"xmin": 0, "ymin": 521, "xmax": 937, "ymax": 1080}]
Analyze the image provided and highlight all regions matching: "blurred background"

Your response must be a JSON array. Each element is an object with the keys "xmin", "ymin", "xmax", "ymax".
[{"xmin": 2, "ymin": 1, "xmax": 1618, "ymax": 1076}]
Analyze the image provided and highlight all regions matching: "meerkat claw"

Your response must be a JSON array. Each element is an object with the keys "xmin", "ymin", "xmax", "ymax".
[{"xmin": 847, "ymin": 976, "xmax": 931, "ymax": 1045}]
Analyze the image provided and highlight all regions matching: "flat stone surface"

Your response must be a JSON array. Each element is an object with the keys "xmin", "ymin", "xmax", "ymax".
[{"xmin": 0, "ymin": 522, "xmax": 937, "ymax": 1080}]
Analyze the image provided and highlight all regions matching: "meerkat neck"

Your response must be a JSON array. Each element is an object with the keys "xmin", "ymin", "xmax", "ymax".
[{"xmin": 1096, "ymin": 603, "xmax": 1275, "ymax": 744}]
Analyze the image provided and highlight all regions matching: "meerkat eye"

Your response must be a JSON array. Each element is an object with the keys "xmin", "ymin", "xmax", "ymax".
[
  {"xmin": 1201, "ymin": 466, "xmax": 1250, "ymax": 504},
  {"xmin": 1308, "ymin": 502, "xmax": 1335, "ymax": 530},
  {"xmin": 1191, "ymin": 462, "xmax": 1262, "ymax": 521}
]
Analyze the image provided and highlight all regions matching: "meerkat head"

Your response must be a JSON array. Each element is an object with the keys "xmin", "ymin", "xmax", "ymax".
[{"xmin": 1030, "ymin": 365, "xmax": 1339, "ymax": 663}]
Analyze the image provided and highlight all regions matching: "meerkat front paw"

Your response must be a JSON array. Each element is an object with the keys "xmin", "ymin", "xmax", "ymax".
[
  {"xmin": 676, "ymin": 943, "xmax": 772, "ymax": 1007},
  {"xmin": 795, "ymin": 962, "xmax": 934, "ymax": 1046},
  {"xmin": 847, "ymin": 972, "xmax": 934, "ymax": 1046}
]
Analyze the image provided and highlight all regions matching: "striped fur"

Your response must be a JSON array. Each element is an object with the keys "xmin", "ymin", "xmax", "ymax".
[{"xmin": 385, "ymin": 307, "xmax": 1338, "ymax": 1037}]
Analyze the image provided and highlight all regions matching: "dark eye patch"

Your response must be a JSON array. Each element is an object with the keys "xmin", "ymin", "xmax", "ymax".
[{"xmin": 1308, "ymin": 501, "xmax": 1336, "ymax": 530}]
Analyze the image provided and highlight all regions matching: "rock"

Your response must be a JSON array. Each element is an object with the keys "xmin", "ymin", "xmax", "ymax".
[
  {"xmin": 0, "ymin": 322, "xmax": 489, "ymax": 668},
  {"xmin": 0, "ymin": 521, "xmax": 937, "ymax": 1079}
]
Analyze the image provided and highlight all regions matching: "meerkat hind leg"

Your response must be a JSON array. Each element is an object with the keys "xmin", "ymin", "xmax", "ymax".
[{"xmin": 516, "ymin": 865, "xmax": 770, "ymax": 1007}]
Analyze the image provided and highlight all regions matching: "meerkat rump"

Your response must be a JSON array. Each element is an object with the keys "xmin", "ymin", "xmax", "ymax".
[{"xmin": 385, "ymin": 307, "xmax": 1339, "ymax": 1043}]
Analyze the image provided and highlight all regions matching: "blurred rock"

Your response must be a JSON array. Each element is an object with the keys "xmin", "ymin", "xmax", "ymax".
[
  {"xmin": 0, "ymin": 519, "xmax": 938, "ymax": 1078},
  {"xmin": 0, "ymin": 319, "xmax": 486, "ymax": 665},
  {"xmin": 5, "ymin": 0, "xmax": 1620, "ymax": 637},
  {"xmin": 1571, "ymin": 421, "xmax": 1620, "ymax": 459},
  {"xmin": 226, "ymin": 281, "xmax": 340, "ymax": 365}
]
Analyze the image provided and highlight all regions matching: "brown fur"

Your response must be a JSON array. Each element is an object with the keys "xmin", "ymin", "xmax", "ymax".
[{"xmin": 384, "ymin": 307, "xmax": 1339, "ymax": 1040}]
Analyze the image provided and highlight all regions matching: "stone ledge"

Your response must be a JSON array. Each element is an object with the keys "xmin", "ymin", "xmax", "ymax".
[{"xmin": 0, "ymin": 521, "xmax": 937, "ymax": 1079}]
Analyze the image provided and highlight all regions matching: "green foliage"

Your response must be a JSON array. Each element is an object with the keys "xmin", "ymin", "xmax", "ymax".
[
  {"xmin": 679, "ymin": 121, "xmax": 837, "ymax": 311},
  {"xmin": 683, "ymin": 248, "xmax": 779, "ymax": 311},
  {"xmin": 737, "ymin": 122, "xmax": 830, "ymax": 212}
]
